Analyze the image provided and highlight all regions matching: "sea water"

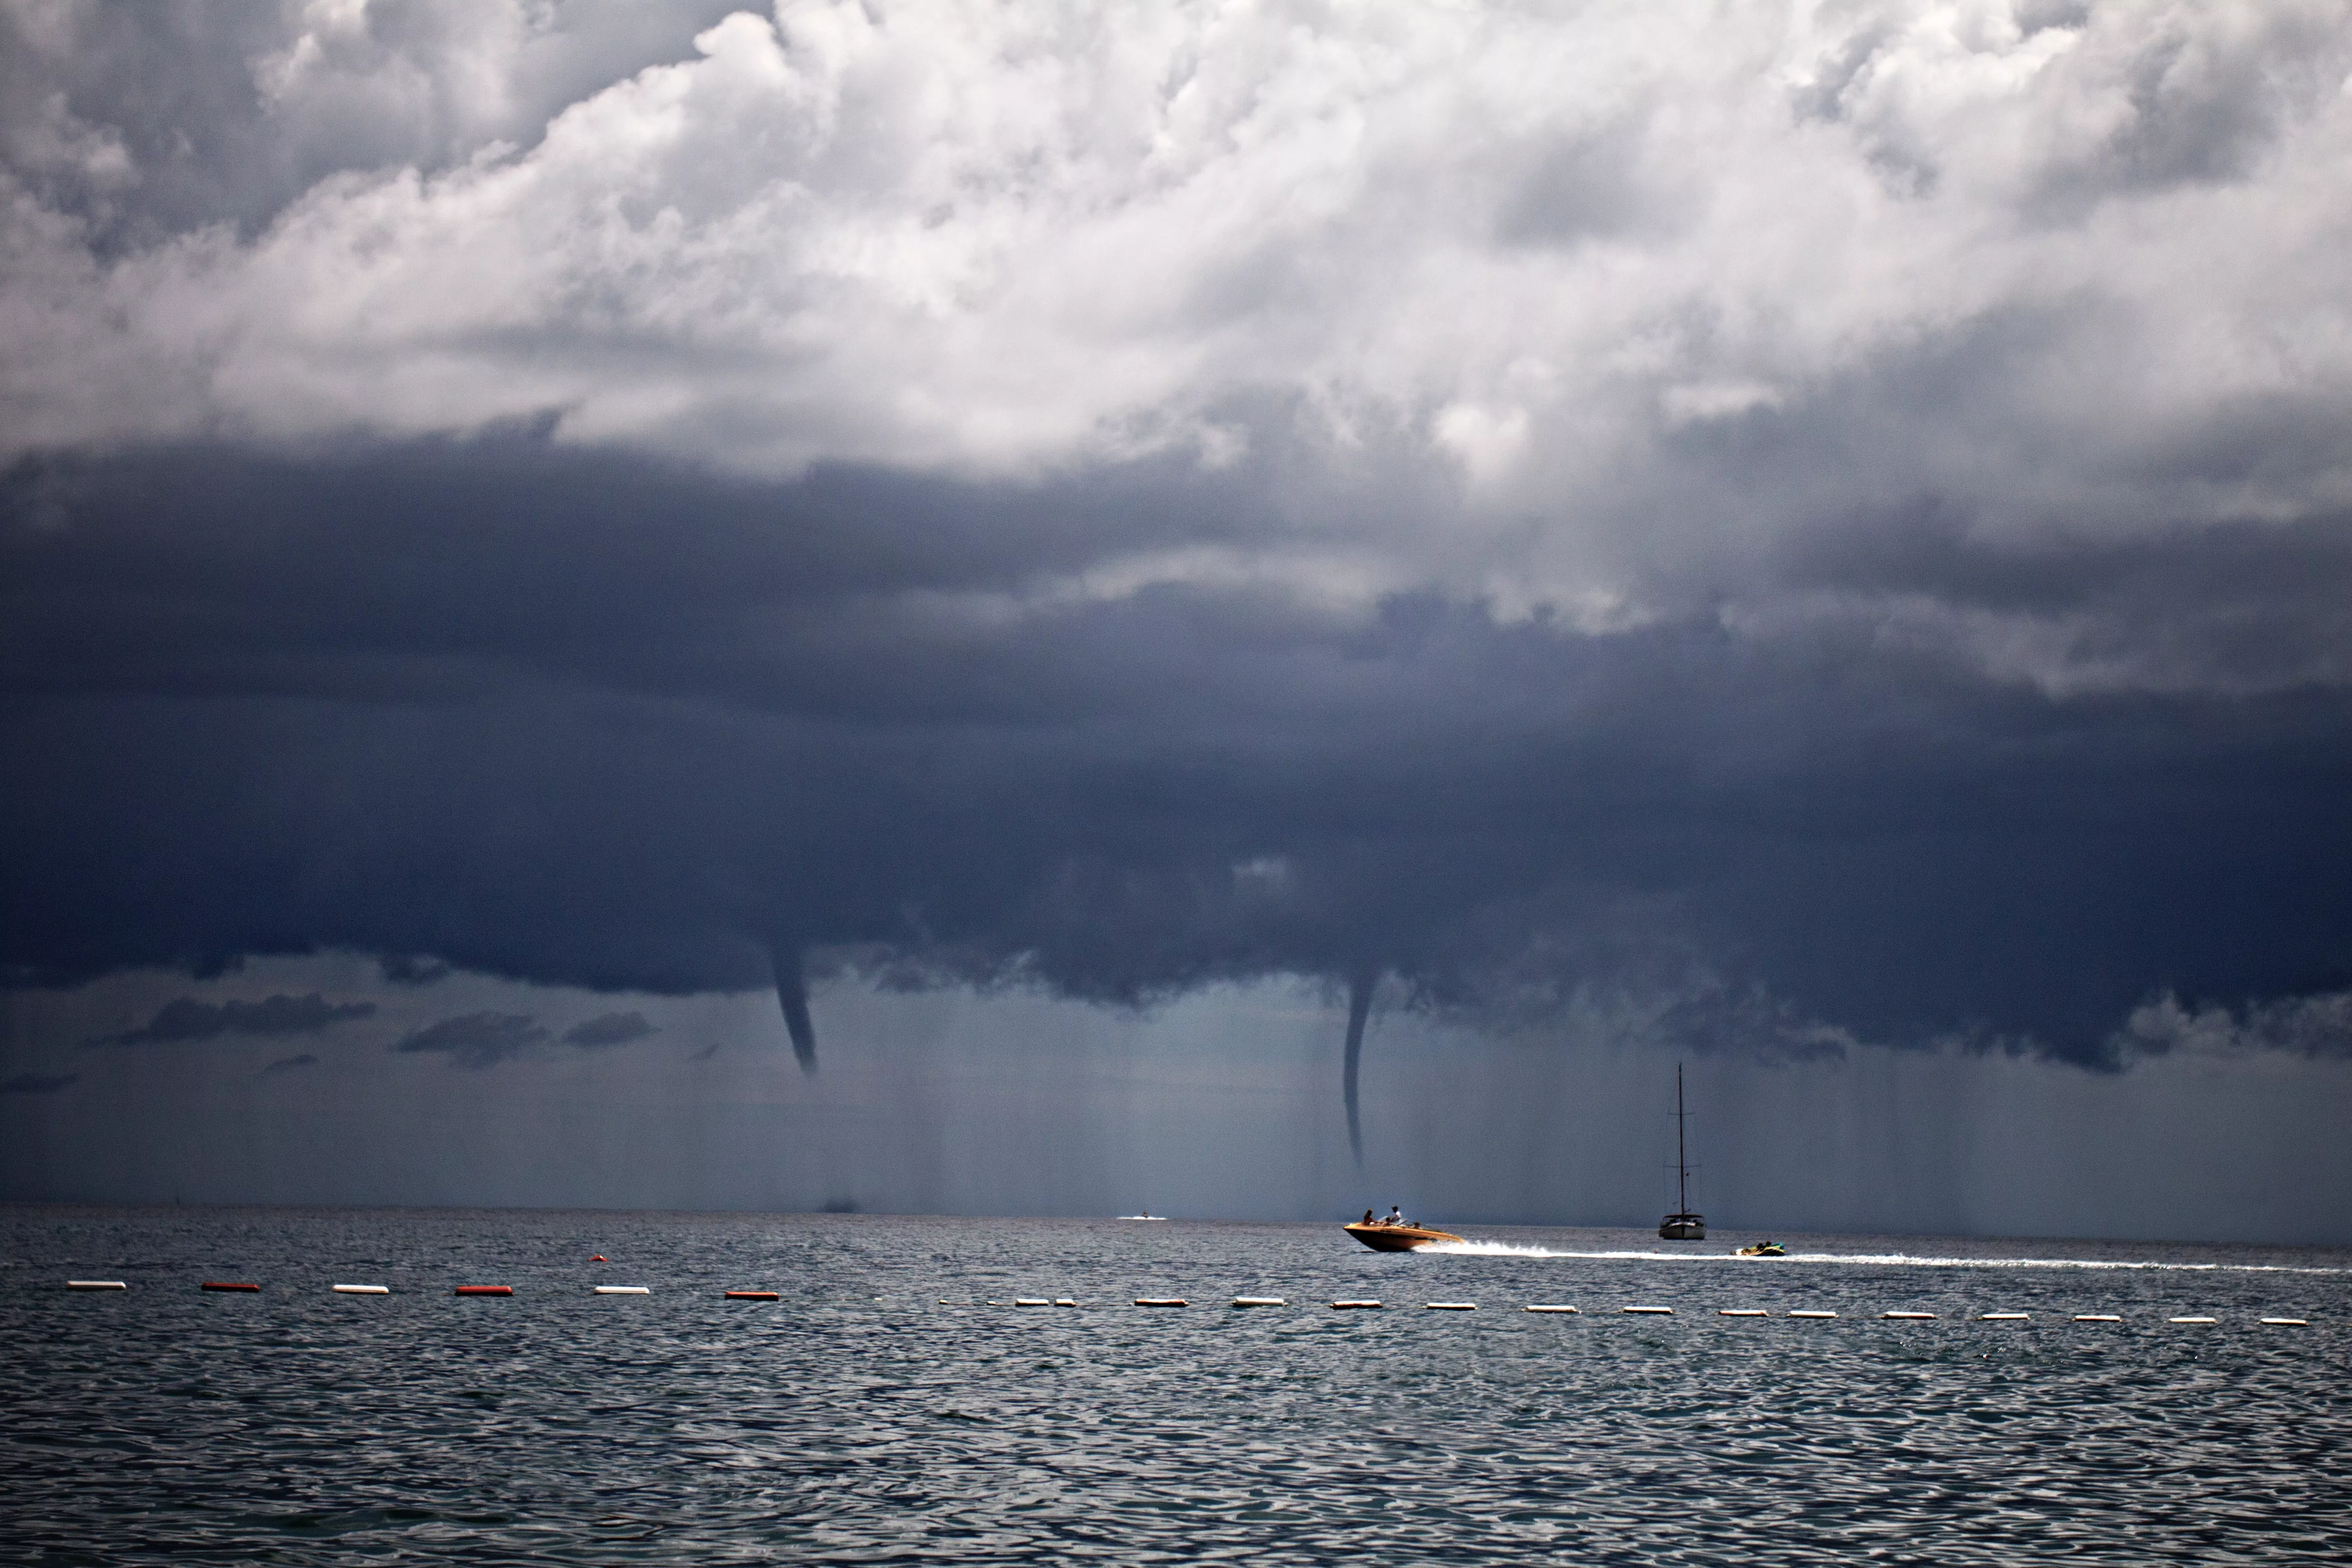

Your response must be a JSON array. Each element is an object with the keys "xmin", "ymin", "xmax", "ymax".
[{"xmin": 2, "ymin": 1207, "xmax": 2347, "ymax": 1563}]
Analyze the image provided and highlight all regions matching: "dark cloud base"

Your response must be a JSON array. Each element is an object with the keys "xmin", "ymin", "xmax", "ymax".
[
  {"xmin": 395, "ymin": 1011, "xmax": 548, "ymax": 1069},
  {"xmin": 562, "ymin": 1011, "xmax": 660, "ymax": 1049},
  {"xmin": 0, "ymin": 1072, "xmax": 78, "ymax": 1095},
  {"xmin": 6, "ymin": 441, "xmax": 2352, "ymax": 1068},
  {"xmin": 88, "ymin": 992, "xmax": 376, "ymax": 1046}
]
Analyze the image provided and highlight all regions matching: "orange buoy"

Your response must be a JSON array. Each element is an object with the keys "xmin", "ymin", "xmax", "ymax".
[
  {"xmin": 200, "ymin": 1281, "xmax": 261, "ymax": 1292},
  {"xmin": 724, "ymin": 1290, "xmax": 780, "ymax": 1301},
  {"xmin": 454, "ymin": 1284, "xmax": 513, "ymax": 1296},
  {"xmin": 591, "ymin": 1255, "xmax": 607, "ymax": 1263}
]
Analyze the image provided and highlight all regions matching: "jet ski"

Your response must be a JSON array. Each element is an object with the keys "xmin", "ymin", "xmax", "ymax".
[{"xmin": 1734, "ymin": 1241, "xmax": 1787, "ymax": 1257}]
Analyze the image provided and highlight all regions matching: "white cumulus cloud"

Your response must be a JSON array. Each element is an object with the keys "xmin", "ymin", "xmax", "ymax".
[{"xmin": 6, "ymin": 0, "xmax": 2352, "ymax": 687}]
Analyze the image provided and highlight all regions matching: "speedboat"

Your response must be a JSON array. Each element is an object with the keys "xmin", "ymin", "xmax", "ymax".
[
  {"xmin": 1343, "ymin": 1222, "xmax": 1464, "ymax": 1252},
  {"xmin": 1735, "ymin": 1241, "xmax": 1786, "ymax": 1257}
]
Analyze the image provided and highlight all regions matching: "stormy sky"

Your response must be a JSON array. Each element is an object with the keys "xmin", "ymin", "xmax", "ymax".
[{"xmin": 5, "ymin": 0, "xmax": 2352, "ymax": 1240}]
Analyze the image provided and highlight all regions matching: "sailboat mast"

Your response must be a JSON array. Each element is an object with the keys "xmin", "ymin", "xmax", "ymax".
[{"xmin": 1675, "ymin": 1062, "xmax": 1688, "ymax": 1215}]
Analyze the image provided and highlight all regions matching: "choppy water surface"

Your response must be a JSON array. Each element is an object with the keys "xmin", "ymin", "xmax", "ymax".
[{"xmin": 3, "ymin": 1208, "xmax": 2347, "ymax": 1564}]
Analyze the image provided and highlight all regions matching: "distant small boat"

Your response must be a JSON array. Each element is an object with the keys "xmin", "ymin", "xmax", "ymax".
[
  {"xmin": 1119, "ymin": 1214, "xmax": 1167, "ymax": 1221},
  {"xmin": 1343, "ymin": 1222, "xmax": 1464, "ymax": 1252},
  {"xmin": 1658, "ymin": 1063, "xmax": 1706, "ymax": 1241},
  {"xmin": 1735, "ymin": 1241, "xmax": 1786, "ymax": 1258}
]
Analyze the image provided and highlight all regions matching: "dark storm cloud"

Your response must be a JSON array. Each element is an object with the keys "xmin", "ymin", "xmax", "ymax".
[
  {"xmin": 87, "ymin": 993, "xmax": 376, "ymax": 1047},
  {"xmin": 5, "ymin": 2, "xmax": 2352, "ymax": 1082},
  {"xmin": 562, "ymin": 1011, "xmax": 659, "ymax": 1048},
  {"xmin": 395, "ymin": 1012, "xmax": 548, "ymax": 1069},
  {"xmin": 6, "ymin": 438, "xmax": 2352, "ymax": 1070},
  {"xmin": 379, "ymin": 955, "xmax": 453, "ymax": 987},
  {"xmin": 261, "ymin": 1052, "xmax": 318, "ymax": 1075},
  {"xmin": 0, "ymin": 1071, "xmax": 77, "ymax": 1095}
]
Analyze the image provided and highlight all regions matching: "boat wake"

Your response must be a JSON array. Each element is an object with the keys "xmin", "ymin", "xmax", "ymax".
[
  {"xmin": 1414, "ymin": 1241, "xmax": 2345, "ymax": 1274},
  {"xmin": 1419, "ymin": 1240, "xmax": 1579, "ymax": 1259}
]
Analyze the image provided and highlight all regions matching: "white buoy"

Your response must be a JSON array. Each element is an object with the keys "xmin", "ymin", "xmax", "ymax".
[
  {"xmin": 1621, "ymin": 1305, "xmax": 1674, "ymax": 1315},
  {"xmin": 2260, "ymin": 1317, "xmax": 2309, "ymax": 1327},
  {"xmin": 331, "ymin": 1283, "xmax": 389, "ymax": 1295},
  {"xmin": 2168, "ymin": 1315, "xmax": 2216, "ymax": 1324},
  {"xmin": 1231, "ymin": 1297, "xmax": 1285, "ymax": 1307},
  {"xmin": 1718, "ymin": 1309, "xmax": 1768, "ymax": 1317},
  {"xmin": 1788, "ymin": 1310, "xmax": 1837, "ymax": 1320},
  {"xmin": 1055, "ymin": 1297, "xmax": 1079, "ymax": 1307},
  {"xmin": 1134, "ymin": 1297, "xmax": 1187, "ymax": 1307},
  {"xmin": 2073, "ymin": 1314, "xmax": 2122, "ymax": 1323},
  {"xmin": 1331, "ymin": 1299, "xmax": 1383, "ymax": 1309},
  {"xmin": 1980, "ymin": 1313, "xmax": 2029, "ymax": 1321},
  {"xmin": 65, "ymin": 1280, "xmax": 126, "ymax": 1290},
  {"xmin": 1882, "ymin": 1311, "xmax": 1936, "ymax": 1320},
  {"xmin": 592, "ymin": 1285, "xmax": 650, "ymax": 1296},
  {"xmin": 1523, "ymin": 1304, "xmax": 1580, "ymax": 1314},
  {"xmin": 1013, "ymin": 1297, "xmax": 1051, "ymax": 1306},
  {"xmin": 1425, "ymin": 1302, "xmax": 1476, "ymax": 1311}
]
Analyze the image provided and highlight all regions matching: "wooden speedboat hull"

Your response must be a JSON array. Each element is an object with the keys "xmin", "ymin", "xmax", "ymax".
[{"xmin": 1343, "ymin": 1223, "xmax": 1464, "ymax": 1252}]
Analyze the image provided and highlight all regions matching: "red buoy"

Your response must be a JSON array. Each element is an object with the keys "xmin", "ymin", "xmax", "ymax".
[
  {"xmin": 200, "ymin": 1281, "xmax": 261, "ymax": 1292},
  {"xmin": 724, "ymin": 1290, "xmax": 780, "ymax": 1301},
  {"xmin": 453, "ymin": 1284, "xmax": 513, "ymax": 1296},
  {"xmin": 591, "ymin": 1255, "xmax": 607, "ymax": 1263}
]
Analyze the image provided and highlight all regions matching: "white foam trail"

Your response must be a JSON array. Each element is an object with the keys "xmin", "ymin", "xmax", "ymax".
[
  {"xmin": 1421, "ymin": 1240, "xmax": 1578, "ymax": 1259},
  {"xmin": 1415, "ymin": 1241, "xmax": 2346, "ymax": 1275}
]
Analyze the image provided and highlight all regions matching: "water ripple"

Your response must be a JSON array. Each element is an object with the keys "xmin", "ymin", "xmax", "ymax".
[{"xmin": 1, "ymin": 1209, "xmax": 2346, "ymax": 1563}]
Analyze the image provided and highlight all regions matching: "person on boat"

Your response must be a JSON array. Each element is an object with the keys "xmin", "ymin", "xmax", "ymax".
[
  {"xmin": 1385, "ymin": 1206, "xmax": 1405, "ymax": 1227},
  {"xmin": 1362, "ymin": 1210, "xmax": 1376, "ymax": 1225}
]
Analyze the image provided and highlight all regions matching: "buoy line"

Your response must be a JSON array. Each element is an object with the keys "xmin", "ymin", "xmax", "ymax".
[{"xmin": 55, "ymin": 1279, "xmax": 2328, "ymax": 1324}]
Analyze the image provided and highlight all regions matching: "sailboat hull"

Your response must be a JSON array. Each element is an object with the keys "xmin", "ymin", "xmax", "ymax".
[{"xmin": 1661, "ymin": 1065, "xmax": 1704, "ymax": 1241}]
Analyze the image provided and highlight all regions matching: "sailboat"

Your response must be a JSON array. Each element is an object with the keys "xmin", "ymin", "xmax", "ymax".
[{"xmin": 1658, "ymin": 1062, "xmax": 1706, "ymax": 1241}]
